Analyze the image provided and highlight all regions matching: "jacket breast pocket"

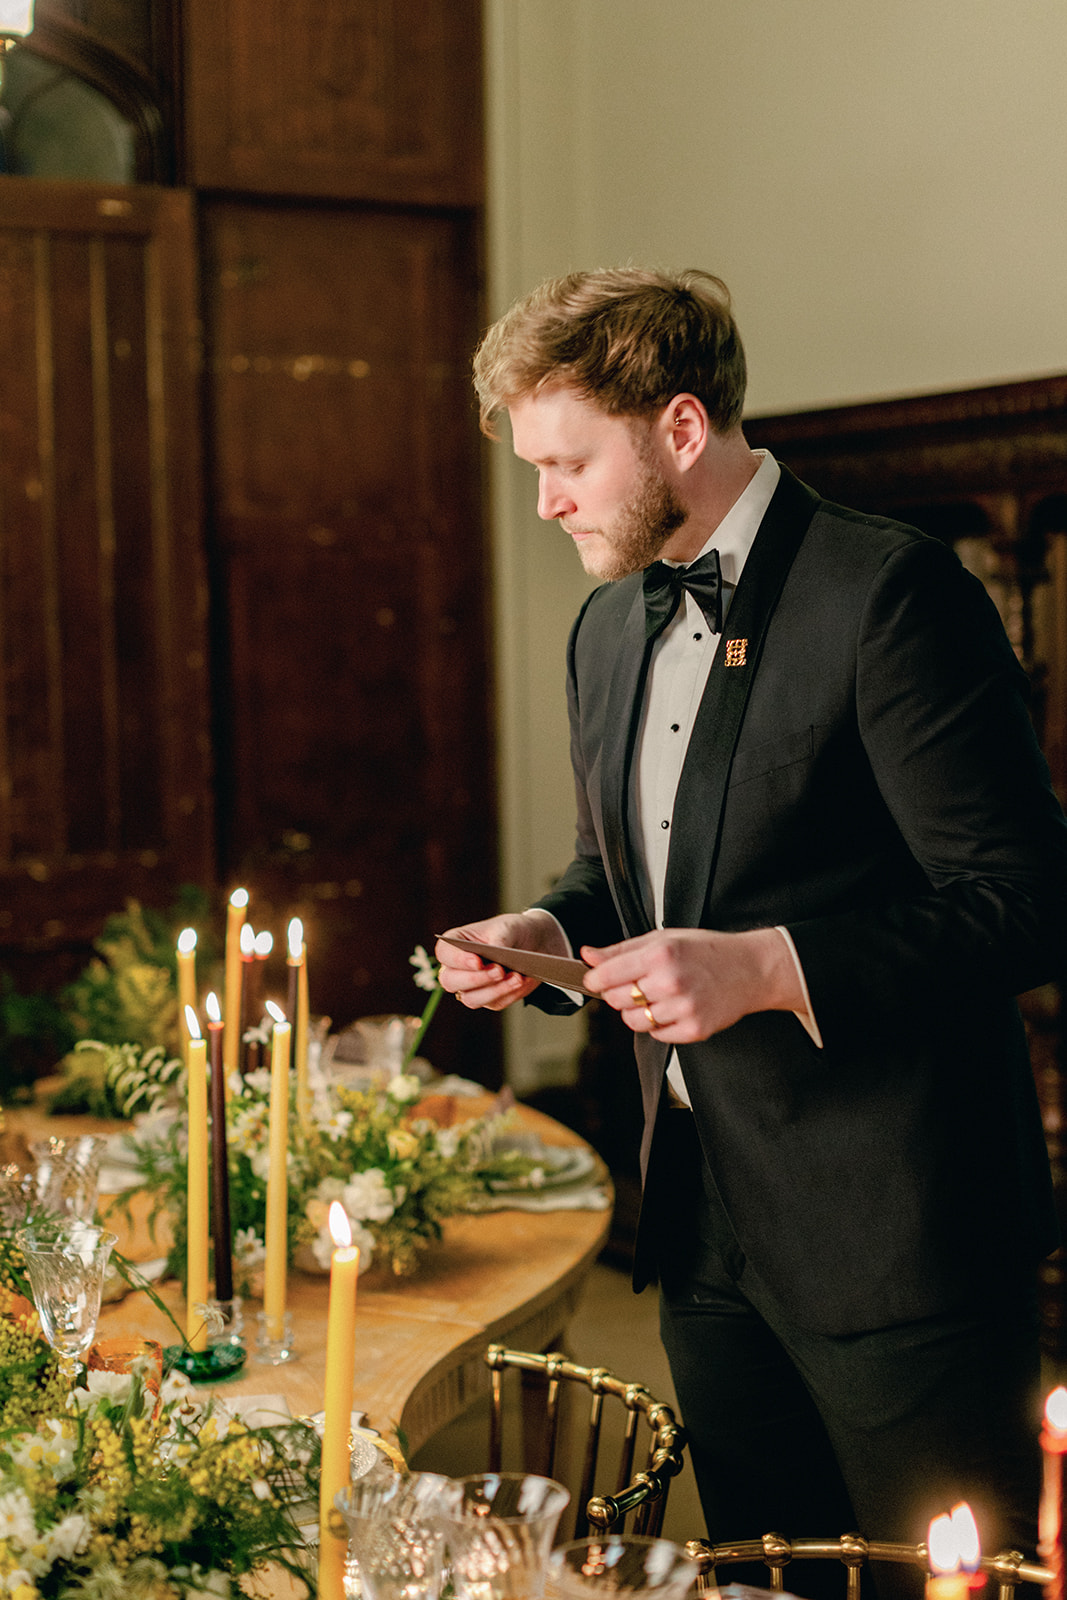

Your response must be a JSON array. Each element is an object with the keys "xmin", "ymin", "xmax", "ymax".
[{"xmin": 728, "ymin": 726, "xmax": 815, "ymax": 788}]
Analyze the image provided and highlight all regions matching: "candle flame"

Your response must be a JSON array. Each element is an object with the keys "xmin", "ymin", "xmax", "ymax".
[
  {"xmin": 254, "ymin": 931, "xmax": 273, "ymax": 957},
  {"xmin": 928, "ymin": 1505, "xmax": 979, "ymax": 1575},
  {"xmin": 288, "ymin": 917, "xmax": 303, "ymax": 959},
  {"xmin": 230, "ymin": 888, "xmax": 249, "ymax": 909},
  {"xmin": 928, "ymin": 1514, "xmax": 957, "ymax": 1575},
  {"xmin": 240, "ymin": 923, "xmax": 256, "ymax": 956},
  {"xmin": 177, "ymin": 927, "xmax": 197, "ymax": 954},
  {"xmin": 950, "ymin": 1503, "xmax": 980, "ymax": 1571},
  {"xmin": 329, "ymin": 1201, "xmax": 352, "ymax": 1248},
  {"xmin": 1047, "ymin": 1386, "xmax": 1067, "ymax": 1434},
  {"xmin": 266, "ymin": 999, "xmax": 287, "ymax": 1025},
  {"xmin": 205, "ymin": 991, "xmax": 221, "ymax": 1023},
  {"xmin": 184, "ymin": 1004, "xmax": 202, "ymax": 1043}
]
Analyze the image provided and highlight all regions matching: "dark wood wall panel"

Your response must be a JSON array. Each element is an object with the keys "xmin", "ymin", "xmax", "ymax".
[
  {"xmin": 203, "ymin": 200, "xmax": 495, "ymax": 1047},
  {"xmin": 184, "ymin": 0, "xmax": 482, "ymax": 205},
  {"xmin": 0, "ymin": 179, "xmax": 213, "ymax": 951}
]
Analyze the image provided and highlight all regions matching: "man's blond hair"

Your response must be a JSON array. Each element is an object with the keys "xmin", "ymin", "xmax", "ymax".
[{"xmin": 472, "ymin": 267, "xmax": 747, "ymax": 439}]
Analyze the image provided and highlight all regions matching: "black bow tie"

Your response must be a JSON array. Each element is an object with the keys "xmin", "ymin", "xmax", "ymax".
[{"xmin": 642, "ymin": 548, "xmax": 724, "ymax": 640}]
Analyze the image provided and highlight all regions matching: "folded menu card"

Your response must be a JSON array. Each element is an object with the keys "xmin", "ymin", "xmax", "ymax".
[{"xmin": 436, "ymin": 935, "xmax": 593, "ymax": 996}]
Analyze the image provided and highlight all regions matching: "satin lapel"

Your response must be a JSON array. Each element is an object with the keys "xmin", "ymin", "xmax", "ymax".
[
  {"xmin": 599, "ymin": 583, "xmax": 655, "ymax": 937},
  {"xmin": 664, "ymin": 469, "xmax": 821, "ymax": 928}
]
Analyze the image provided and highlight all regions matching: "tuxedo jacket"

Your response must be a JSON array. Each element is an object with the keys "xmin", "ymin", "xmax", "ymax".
[{"xmin": 534, "ymin": 465, "xmax": 1067, "ymax": 1336}]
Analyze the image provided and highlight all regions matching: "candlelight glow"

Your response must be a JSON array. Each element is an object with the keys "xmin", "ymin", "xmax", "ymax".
[
  {"xmin": 230, "ymin": 888, "xmax": 249, "ymax": 909},
  {"xmin": 266, "ymin": 999, "xmax": 286, "ymax": 1024},
  {"xmin": 240, "ymin": 923, "xmax": 255, "ymax": 956},
  {"xmin": 177, "ymin": 927, "xmax": 197, "ymax": 954},
  {"xmin": 1047, "ymin": 1387, "xmax": 1067, "ymax": 1435},
  {"xmin": 329, "ymin": 1200, "xmax": 352, "ymax": 1249},
  {"xmin": 288, "ymin": 918, "xmax": 303, "ymax": 959},
  {"xmin": 184, "ymin": 1005, "xmax": 202, "ymax": 1043},
  {"xmin": 205, "ymin": 991, "xmax": 221, "ymax": 1023},
  {"xmin": 255, "ymin": 931, "xmax": 273, "ymax": 957}
]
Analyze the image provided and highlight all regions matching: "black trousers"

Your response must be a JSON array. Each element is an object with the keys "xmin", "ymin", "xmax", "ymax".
[{"xmin": 651, "ymin": 1109, "xmax": 1042, "ymax": 1600}]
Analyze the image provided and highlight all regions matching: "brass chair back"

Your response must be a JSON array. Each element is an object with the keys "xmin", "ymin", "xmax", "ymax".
[
  {"xmin": 485, "ymin": 1344, "xmax": 688, "ymax": 1540},
  {"xmin": 684, "ymin": 1532, "xmax": 1053, "ymax": 1600}
]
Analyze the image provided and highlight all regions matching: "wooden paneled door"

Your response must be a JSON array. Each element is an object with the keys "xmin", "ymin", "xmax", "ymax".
[
  {"xmin": 0, "ymin": 177, "xmax": 213, "ymax": 969},
  {"xmin": 202, "ymin": 199, "xmax": 497, "ymax": 1061}
]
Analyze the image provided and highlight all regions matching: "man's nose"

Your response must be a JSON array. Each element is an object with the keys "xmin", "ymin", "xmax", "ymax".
[{"xmin": 537, "ymin": 475, "xmax": 576, "ymax": 521}]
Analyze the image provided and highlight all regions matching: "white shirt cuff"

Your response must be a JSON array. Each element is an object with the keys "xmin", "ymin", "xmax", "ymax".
[
  {"xmin": 523, "ymin": 907, "xmax": 586, "ymax": 1003},
  {"xmin": 774, "ymin": 925, "xmax": 823, "ymax": 1048}
]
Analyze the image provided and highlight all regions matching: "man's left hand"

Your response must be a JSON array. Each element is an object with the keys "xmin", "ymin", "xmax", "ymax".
[{"xmin": 580, "ymin": 926, "xmax": 803, "ymax": 1041}]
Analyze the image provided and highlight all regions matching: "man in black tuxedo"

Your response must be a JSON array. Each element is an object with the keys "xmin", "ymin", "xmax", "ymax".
[{"xmin": 435, "ymin": 269, "xmax": 1067, "ymax": 1574}]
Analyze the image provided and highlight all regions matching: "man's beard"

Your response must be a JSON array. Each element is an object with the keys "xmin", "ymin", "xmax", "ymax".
[{"xmin": 573, "ymin": 460, "xmax": 688, "ymax": 582}]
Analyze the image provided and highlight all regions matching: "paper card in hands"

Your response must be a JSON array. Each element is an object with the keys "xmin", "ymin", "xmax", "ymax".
[{"xmin": 437, "ymin": 935, "xmax": 592, "ymax": 996}]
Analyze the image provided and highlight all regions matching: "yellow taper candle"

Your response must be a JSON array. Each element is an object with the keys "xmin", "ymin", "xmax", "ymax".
[
  {"xmin": 288, "ymin": 918, "xmax": 309, "ymax": 1131},
  {"xmin": 177, "ymin": 928, "xmax": 197, "ymax": 1062},
  {"xmin": 263, "ymin": 999, "xmax": 291, "ymax": 1342},
  {"xmin": 185, "ymin": 1005, "xmax": 210, "ymax": 1352},
  {"xmin": 318, "ymin": 1201, "xmax": 360, "ymax": 1600},
  {"xmin": 223, "ymin": 889, "xmax": 249, "ymax": 1088}
]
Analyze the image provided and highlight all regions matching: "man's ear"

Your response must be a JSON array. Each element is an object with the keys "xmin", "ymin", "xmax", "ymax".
[{"xmin": 659, "ymin": 393, "xmax": 708, "ymax": 471}]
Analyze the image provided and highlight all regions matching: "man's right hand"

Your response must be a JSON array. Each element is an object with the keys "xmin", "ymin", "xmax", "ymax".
[{"xmin": 435, "ymin": 910, "xmax": 570, "ymax": 1011}]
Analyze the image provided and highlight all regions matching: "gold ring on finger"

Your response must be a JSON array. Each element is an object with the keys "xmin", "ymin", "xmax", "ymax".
[
  {"xmin": 644, "ymin": 1005, "xmax": 656, "ymax": 1027},
  {"xmin": 631, "ymin": 983, "xmax": 648, "ymax": 1007}
]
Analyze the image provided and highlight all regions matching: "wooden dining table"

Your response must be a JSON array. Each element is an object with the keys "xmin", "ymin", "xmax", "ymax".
[{"xmin": 6, "ymin": 1095, "xmax": 612, "ymax": 1456}]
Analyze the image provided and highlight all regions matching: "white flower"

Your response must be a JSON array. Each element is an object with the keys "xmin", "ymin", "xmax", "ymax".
[
  {"xmin": 313, "ymin": 1177, "xmax": 346, "ymax": 1204},
  {"xmin": 322, "ymin": 1109, "xmax": 353, "ymax": 1142},
  {"xmin": 9, "ymin": 1420, "xmax": 76, "ymax": 1482},
  {"xmin": 85, "ymin": 1370, "xmax": 134, "ymax": 1403},
  {"xmin": 243, "ymin": 1068, "xmax": 272, "ymax": 1096},
  {"xmin": 0, "ymin": 1489, "xmax": 37, "ymax": 1547},
  {"xmin": 433, "ymin": 1125, "xmax": 462, "ymax": 1159},
  {"xmin": 342, "ymin": 1170, "xmax": 398, "ymax": 1223},
  {"xmin": 251, "ymin": 1479, "xmax": 272, "ymax": 1501},
  {"xmin": 233, "ymin": 1227, "xmax": 265, "ymax": 1268},
  {"xmin": 44, "ymin": 1511, "xmax": 91, "ymax": 1561},
  {"xmin": 6, "ymin": 1568, "xmax": 36, "ymax": 1594},
  {"xmin": 386, "ymin": 1073, "xmax": 422, "ymax": 1104},
  {"xmin": 409, "ymin": 945, "xmax": 439, "ymax": 994}
]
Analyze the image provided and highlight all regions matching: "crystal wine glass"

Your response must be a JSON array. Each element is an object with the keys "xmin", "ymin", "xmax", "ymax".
[
  {"xmin": 28, "ymin": 1135, "xmax": 108, "ymax": 1220},
  {"xmin": 546, "ymin": 1537, "xmax": 701, "ymax": 1600},
  {"xmin": 437, "ymin": 1472, "xmax": 572, "ymax": 1600},
  {"xmin": 335, "ymin": 1471, "xmax": 461, "ymax": 1600},
  {"xmin": 17, "ymin": 1220, "xmax": 118, "ymax": 1378}
]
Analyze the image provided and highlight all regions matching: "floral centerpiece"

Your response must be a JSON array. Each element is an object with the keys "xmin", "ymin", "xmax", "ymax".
[
  {"xmin": 127, "ymin": 1064, "xmax": 540, "ymax": 1286},
  {"xmin": 116, "ymin": 950, "xmax": 541, "ymax": 1285},
  {"xmin": 0, "ymin": 1289, "xmax": 320, "ymax": 1600}
]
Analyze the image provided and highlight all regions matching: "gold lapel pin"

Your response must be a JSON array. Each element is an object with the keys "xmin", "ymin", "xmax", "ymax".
[{"xmin": 724, "ymin": 638, "xmax": 747, "ymax": 667}]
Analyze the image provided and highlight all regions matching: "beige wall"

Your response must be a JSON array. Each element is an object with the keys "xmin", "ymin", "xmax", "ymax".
[{"xmin": 483, "ymin": 0, "xmax": 1067, "ymax": 1091}]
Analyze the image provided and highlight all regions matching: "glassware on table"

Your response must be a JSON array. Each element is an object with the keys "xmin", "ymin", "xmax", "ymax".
[
  {"xmin": 16, "ymin": 1220, "xmax": 118, "ymax": 1378},
  {"xmin": 437, "ymin": 1472, "xmax": 572, "ymax": 1600},
  {"xmin": 87, "ymin": 1337, "xmax": 165, "ymax": 1400},
  {"xmin": 546, "ymin": 1537, "xmax": 701, "ymax": 1600},
  {"xmin": 28, "ymin": 1134, "xmax": 109, "ymax": 1220},
  {"xmin": 335, "ymin": 1470, "xmax": 461, "ymax": 1600}
]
